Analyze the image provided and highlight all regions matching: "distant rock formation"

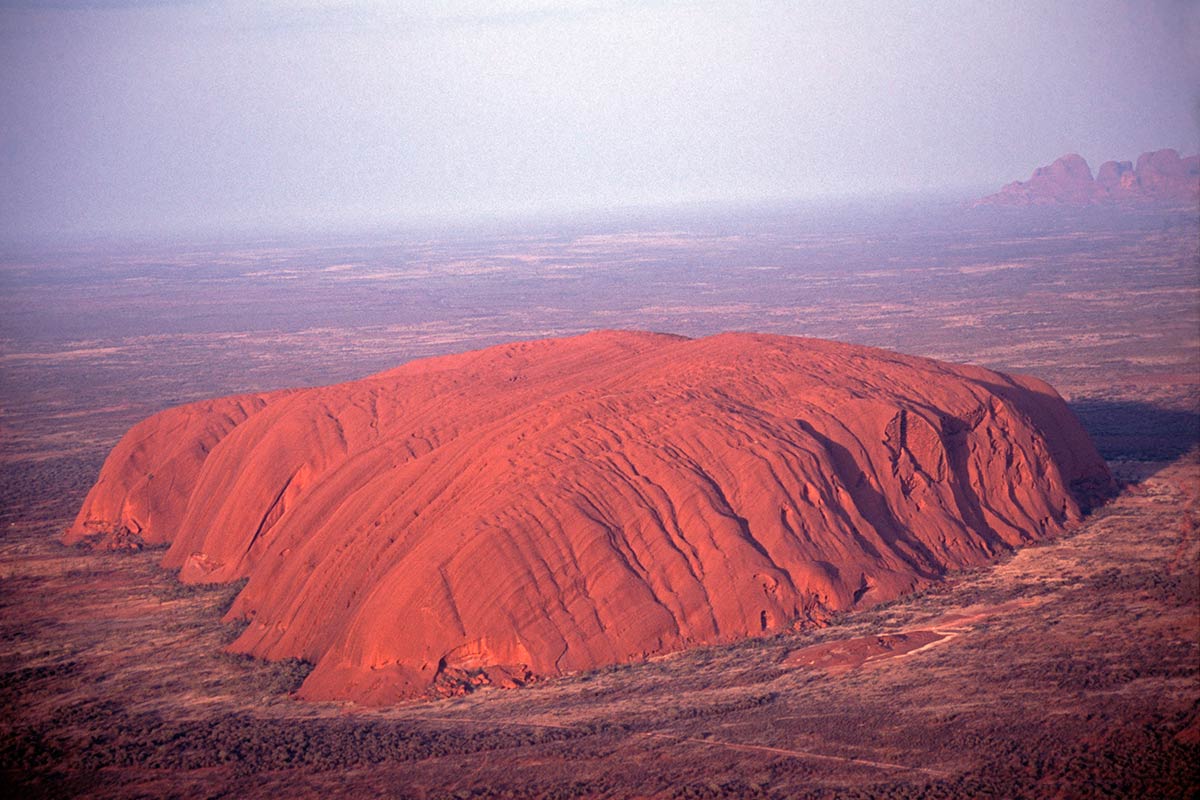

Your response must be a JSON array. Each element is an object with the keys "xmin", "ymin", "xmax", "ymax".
[
  {"xmin": 977, "ymin": 149, "xmax": 1199, "ymax": 208},
  {"xmin": 65, "ymin": 332, "xmax": 1114, "ymax": 704}
]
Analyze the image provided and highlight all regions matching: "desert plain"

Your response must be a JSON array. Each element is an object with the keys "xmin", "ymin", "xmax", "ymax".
[{"xmin": 1, "ymin": 199, "xmax": 1197, "ymax": 797}]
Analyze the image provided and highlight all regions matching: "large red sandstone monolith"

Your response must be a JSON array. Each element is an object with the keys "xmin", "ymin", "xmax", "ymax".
[{"xmin": 66, "ymin": 331, "xmax": 1113, "ymax": 704}]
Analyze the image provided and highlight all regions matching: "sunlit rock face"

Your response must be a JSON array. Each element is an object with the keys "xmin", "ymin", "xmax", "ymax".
[{"xmin": 67, "ymin": 331, "xmax": 1113, "ymax": 704}]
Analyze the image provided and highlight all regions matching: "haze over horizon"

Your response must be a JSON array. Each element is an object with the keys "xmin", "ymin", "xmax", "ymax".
[{"xmin": 2, "ymin": 0, "xmax": 1197, "ymax": 242}]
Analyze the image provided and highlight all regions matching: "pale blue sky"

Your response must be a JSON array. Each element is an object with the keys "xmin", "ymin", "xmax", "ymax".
[{"xmin": 2, "ymin": 0, "xmax": 1197, "ymax": 240}]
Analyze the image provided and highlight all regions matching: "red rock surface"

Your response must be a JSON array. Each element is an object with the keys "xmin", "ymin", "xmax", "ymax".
[
  {"xmin": 977, "ymin": 149, "xmax": 1199, "ymax": 208},
  {"xmin": 65, "ymin": 332, "xmax": 1113, "ymax": 704}
]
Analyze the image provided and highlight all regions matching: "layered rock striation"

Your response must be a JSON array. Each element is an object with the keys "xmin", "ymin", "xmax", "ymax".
[
  {"xmin": 977, "ymin": 149, "xmax": 1199, "ymax": 208},
  {"xmin": 66, "ymin": 332, "xmax": 1113, "ymax": 703}
]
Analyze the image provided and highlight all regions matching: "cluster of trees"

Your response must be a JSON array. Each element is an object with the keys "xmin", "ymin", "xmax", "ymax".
[
  {"xmin": 2, "ymin": 702, "xmax": 592, "ymax": 778},
  {"xmin": 1087, "ymin": 565, "xmax": 1198, "ymax": 607},
  {"xmin": 0, "ymin": 454, "xmax": 101, "ymax": 527}
]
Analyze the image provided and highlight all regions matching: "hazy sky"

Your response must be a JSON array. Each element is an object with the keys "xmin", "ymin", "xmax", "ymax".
[{"xmin": 2, "ymin": 0, "xmax": 1197, "ymax": 240}]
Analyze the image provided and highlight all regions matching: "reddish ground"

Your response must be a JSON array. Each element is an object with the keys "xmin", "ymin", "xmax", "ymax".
[
  {"xmin": 783, "ymin": 630, "xmax": 949, "ymax": 673},
  {"xmin": 782, "ymin": 600, "xmax": 1041, "ymax": 674},
  {"xmin": 1, "ymin": 203, "xmax": 1196, "ymax": 796}
]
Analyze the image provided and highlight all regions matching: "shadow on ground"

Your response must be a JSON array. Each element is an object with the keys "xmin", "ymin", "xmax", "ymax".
[{"xmin": 1069, "ymin": 399, "xmax": 1200, "ymax": 461}]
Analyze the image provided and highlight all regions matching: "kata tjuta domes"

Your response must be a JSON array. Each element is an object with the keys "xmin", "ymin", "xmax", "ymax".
[
  {"xmin": 976, "ymin": 148, "xmax": 1199, "ymax": 208},
  {"xmin": 66, "ymin": 331, "xmax": 1114, "ymax": 704}
]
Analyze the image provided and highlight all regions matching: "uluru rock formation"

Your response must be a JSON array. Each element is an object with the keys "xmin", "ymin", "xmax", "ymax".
[
  {"xmin": 976, "ymin": 148, "xmax": 1199, "ymax": 208},
  {"xmin": 66, "ymin": 332, "xmax": 1114, "ymax": 704}
]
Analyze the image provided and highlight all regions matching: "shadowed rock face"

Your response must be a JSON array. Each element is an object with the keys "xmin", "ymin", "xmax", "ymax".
[
  {"xmin": 977, "ymin": 149, "xmax": 1199, "ymax": 207},
  {"xmin": 65, "ymin": 331, "xmax": 1113, "ymax": 704}
]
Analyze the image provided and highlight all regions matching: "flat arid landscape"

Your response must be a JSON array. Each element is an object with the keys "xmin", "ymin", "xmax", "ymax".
[{"xmin": 2, "ymin": 199, "xmax": 1197, "ymax": 797}]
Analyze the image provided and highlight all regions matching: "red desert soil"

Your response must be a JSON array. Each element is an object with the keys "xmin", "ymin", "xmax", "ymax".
[
  {"xmin": 64, "ymin": 331, "xmax": 1114, "ymax": 704},
  {"xmin": 781, "ymin": 599, "xmax": 1037, "ymax": 674},
  {"xmin": 782, "ymin": 630, "xmax": 949, "ymax": 674}
]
